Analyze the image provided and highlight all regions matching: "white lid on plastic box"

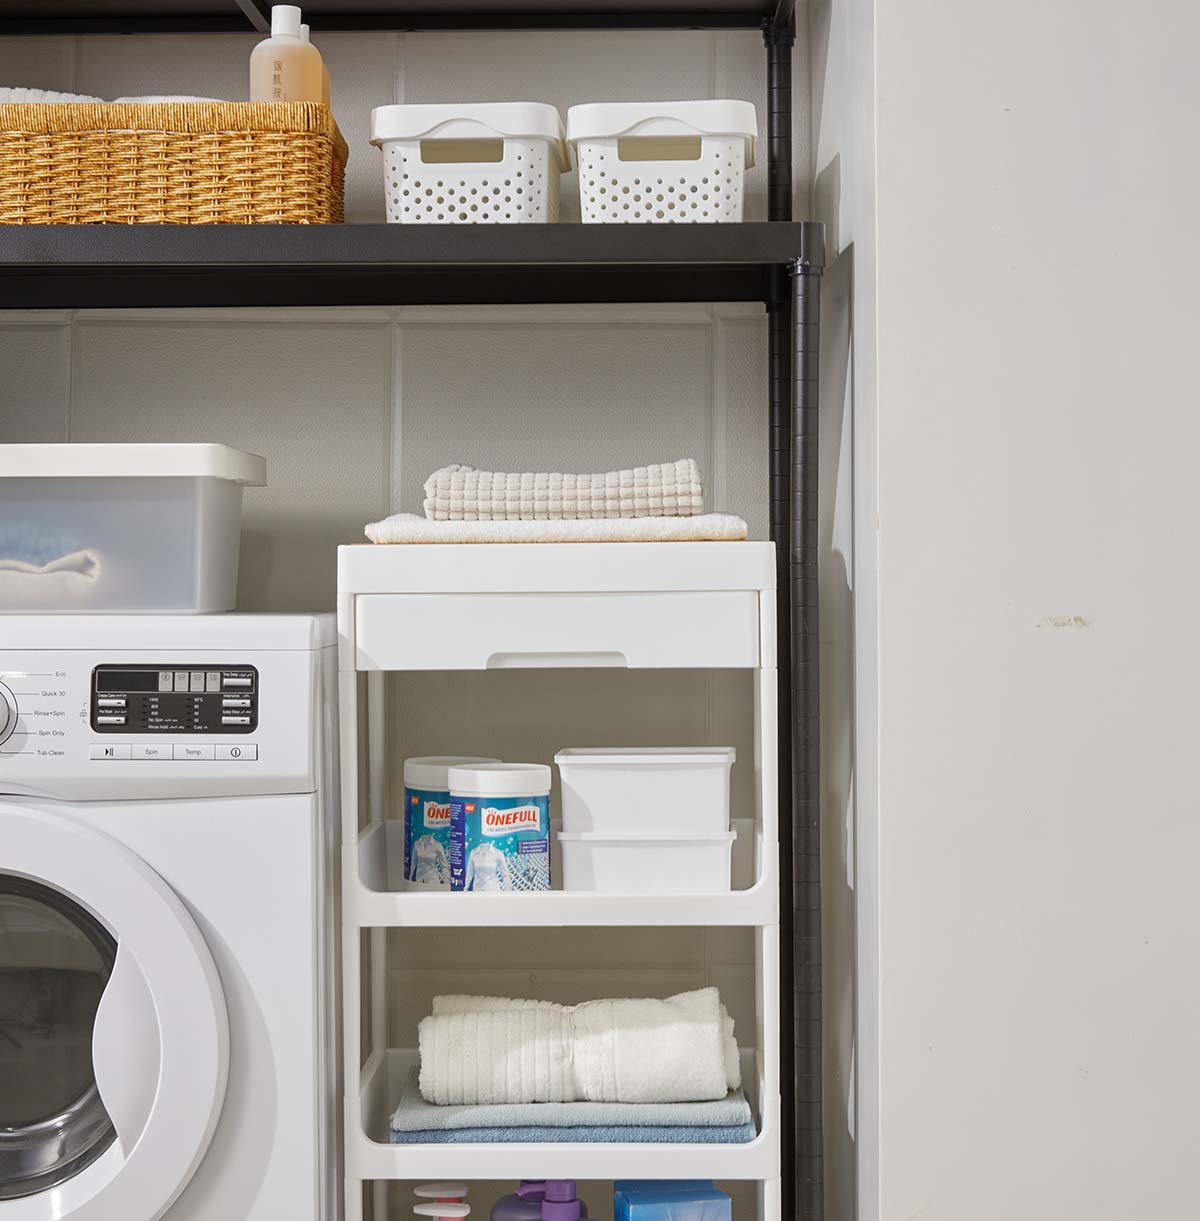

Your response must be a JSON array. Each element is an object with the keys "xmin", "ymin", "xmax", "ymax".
[
  {"xmin": 566, "ymin": 100, "xmax": 757, "ymax": 166},
  {"xmin": 555, "ymin": 747, "xmax": 735, "ymax": 767},
  {"xmin": 370, "ymin": 102, "xmax": 569, "ymax": 170},
  {"xmin": 0, "ymin": 443, "xmax": 267, "ymax": 484},
  {"xmin": 404, "ymin": 756, "xmax": 501, "ymax": 790},
  {"xmin": 448, "ymin": 762, "xmax": 552, "ymax": 798}
]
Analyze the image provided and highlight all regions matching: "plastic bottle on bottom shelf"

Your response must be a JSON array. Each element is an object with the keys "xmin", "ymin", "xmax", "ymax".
[
  {"xmin": 541, "ymin": 1181, "xmax": 587, "ymax": 1221},
  {"xmin": 491, "ymin": 1182, "xmax": 588, "ymax": 1221},
  {"xmin": 249, "ymin": 5, "xmax": 323, "ymax": 102}
]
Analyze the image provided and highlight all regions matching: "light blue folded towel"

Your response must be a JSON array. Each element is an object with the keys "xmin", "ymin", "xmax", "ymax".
[
  {"xmin": 389, "ymin": 1067, "xmax": 755, "ymax": 1142},
  {"xmin": 390, "ymin": 1122, "xmax": 758, "ymax": 1145}
]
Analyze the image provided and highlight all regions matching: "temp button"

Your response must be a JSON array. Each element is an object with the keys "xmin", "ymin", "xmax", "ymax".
[{"xmin": 173, "ymin": 744, "xmax": 216, "ymax": 761}]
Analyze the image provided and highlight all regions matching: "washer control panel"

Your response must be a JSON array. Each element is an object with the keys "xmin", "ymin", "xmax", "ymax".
[{"xmin": 90, "ymin": 666, "xmax": 259, "ymax": 735}]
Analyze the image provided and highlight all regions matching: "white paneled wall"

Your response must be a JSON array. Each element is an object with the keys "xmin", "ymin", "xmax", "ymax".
[{"xmin": 0, "ymin": 26, "xmax": 814, "ymax": 1218}]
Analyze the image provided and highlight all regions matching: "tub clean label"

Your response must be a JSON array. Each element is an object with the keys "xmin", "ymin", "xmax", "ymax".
[
  {"xmin": 481, "ymin": 803, "xmax": 542, "ymax": 835},
  {"xmin": 451, "ymin": 794, "xmax": 551, "ymax": 893}
]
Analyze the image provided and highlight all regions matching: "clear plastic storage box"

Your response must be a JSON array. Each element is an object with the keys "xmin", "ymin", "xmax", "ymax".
[
  {"xmin": 0, "ymin": 443, "xmax": 266, "ymax": 613},
  {"xmin": 370, "ymin": 102, "xmax": 569, "ymax": 224},
  {"xmin": 567, "ymin": 100, "xmax": 757, "ymax": 223}
]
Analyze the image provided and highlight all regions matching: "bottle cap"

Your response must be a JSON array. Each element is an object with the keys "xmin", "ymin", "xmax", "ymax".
[
  {"xmin": 271, "ymin": 5, "xmax": 303, "ymax": 37},
  {"xmin": 541, "ymin": 1181, "xmax": 582, "ymax": 1221}
]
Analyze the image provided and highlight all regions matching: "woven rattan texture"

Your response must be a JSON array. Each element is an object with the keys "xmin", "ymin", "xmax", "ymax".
[{"xmin": 0, "ymin": 102, "xmax": 347, "ymax": 224}]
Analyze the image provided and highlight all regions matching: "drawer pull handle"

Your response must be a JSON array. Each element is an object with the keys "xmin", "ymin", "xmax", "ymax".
[{"xmin": 486, "ymin": 650, "xmax": 628, "ymax": 669}]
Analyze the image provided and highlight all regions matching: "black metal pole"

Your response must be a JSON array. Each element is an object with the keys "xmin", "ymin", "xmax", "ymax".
[
  {"xmin": 765, "ymin": 22, "xmax": 795, "ymax": 222},
  {"xmin": 791, "ymin": 257, "xmax": 822, "ymax": 1221},
  {"xmin": 766, "ymin": 282, "xmax": 796, "ymax": 1221}
]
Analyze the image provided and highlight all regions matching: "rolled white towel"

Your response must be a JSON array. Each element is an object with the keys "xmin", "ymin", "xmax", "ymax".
[
  {"xmin": 423, "ymin": 459, "xmax": 704, "ymax": 522},
  {"xmin": 418, "ymin": 987, "xmax": 739, "ymax": 1106}
]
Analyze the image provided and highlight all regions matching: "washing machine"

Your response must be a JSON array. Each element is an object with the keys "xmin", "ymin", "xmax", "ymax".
[{"xmin": 0, "ymin": 614, "xmax": 340, "ymax": 1221}]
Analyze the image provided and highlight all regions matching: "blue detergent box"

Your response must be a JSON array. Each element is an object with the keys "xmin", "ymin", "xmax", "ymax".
[
  {"xmin": 450, "ymin": 791, "xmax": 551, "ymax": 893},
  {"xmin": 613, "ymin": 1181, "xmax": 731, "ymax": 1221}
]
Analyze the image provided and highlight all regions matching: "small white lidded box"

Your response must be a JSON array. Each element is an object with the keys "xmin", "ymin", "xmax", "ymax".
[
  {"xmin": 557, "ymin": 828, "xmax": 737, "ymax": 894},
  {"xmin": 0, "ymin": 443, "xmax": 265, "ymax": 613},
  {"xmin": 555, "ymin": 746, "xmax": 735, "ymax": 833},
  {"xmin": 371, "ymin": 102, "xmax": 569, "ymax": 224}
]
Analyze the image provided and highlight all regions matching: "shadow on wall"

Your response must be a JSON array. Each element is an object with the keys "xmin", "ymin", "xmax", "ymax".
[{"xmin": 815, "ymin": 140, "xmax": 859, "ymax": 1221}]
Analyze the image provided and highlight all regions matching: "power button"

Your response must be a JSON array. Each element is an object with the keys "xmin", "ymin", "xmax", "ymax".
[{"xmin": 216, "ymin": 744, "xmax": 258, "ymax": 761}]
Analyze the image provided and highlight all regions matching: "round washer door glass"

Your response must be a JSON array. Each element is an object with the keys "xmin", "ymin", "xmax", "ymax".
[{"xmin": 0, "ymin": 876, "xmax": 117, "ymax": 1200}]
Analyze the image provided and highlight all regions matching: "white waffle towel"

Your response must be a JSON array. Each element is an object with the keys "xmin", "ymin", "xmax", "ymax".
[
  {"xmin": 423, "ymin": 459, "xmax": 704, "ymax": 522},
  {"xmin": 417, "ymin": 987, "xmax": 739, "ymax": 1106}
]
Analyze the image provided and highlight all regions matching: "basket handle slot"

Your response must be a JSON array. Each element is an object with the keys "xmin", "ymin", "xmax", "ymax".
[
  {"xmin": 420, "ymin": 138, "xmax": 504, "ymax": 164},
  {"xmin": 617, "ymin": 136, "xmax": 703, "ymax": 163}
]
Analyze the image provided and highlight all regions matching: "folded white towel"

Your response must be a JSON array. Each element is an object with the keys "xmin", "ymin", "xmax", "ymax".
[
  {"xmin": 418, "ymin": 987, "xmax": 739, "ymax": 1106},
  {"xmin": 365, "ymin": 512, "xmax": 747, "ymax": 545},
  {"xmin": 423, "ymin": 459, "xmax": 704, "ymax": 522}
]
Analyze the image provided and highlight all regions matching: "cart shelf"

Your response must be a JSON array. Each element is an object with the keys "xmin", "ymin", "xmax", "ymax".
[{"xmin": 351, "ymin": 1048, "xmax": 781, "ymax": 1182}]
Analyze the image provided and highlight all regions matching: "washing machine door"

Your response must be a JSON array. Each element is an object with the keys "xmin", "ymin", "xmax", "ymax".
[{"xmin": 0, "ymin": 804, "xmax": 229, "ymax": 1221}]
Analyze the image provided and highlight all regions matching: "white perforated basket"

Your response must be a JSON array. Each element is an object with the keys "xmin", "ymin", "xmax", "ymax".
[
  {"xmin": 568, "ymin": 100, "xmax": 757, "ymax": 224},
  {"xmin": 370, "ymin": 102, "xmax": 568, "ymax": 224}
]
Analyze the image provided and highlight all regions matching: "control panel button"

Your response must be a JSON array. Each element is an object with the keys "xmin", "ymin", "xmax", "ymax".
[
  {"xmin": 96, "ymin": 715, "xmax": 127, "ymax": 725},
  {"xmin": 132, "ymin": 744, "xmax": 172, "ymax": 761},
  {"xmin": 173, "ymin": 744, "xmax": 216, "ymax": 761},
  {"xmin": 205, "ymin": 672, "xmax": 222, "ymax": 693},
  {"xmin": 222, "ymin": 676, "xmax": 253, "ymax": 690},
  {"xmin": 158, "ymin": 671, "xmax": 174, "ymax": 692},
  {"xmin": 217, "ymin": 744, "xmax": 258, "ymax": 761},
  {"xmin": 173, "ymin": 672, "xmax": 190, "ymax": 692},
  {"xmin": 90, "ymin": 744, "xmax": 132, "ymax": 760},
  {"xmin": 97, "ymin": 697, "xmax": 127, "ymax": 708},
  {"xmin": 221, "ymin": 715, "xmax": 251, "ymax": 726},
  {"xmin": 189, "ymin": 672, "xmax": 206, "ymax": 693},
  {"xmin": 222, "ymin": 696, "xmax": 252, "ymax": 708}
]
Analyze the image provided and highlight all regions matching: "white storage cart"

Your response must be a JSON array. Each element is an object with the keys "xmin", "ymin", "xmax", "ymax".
[{"xmin": 338, "ymin": 540, "xmax": 783, "ymax": 1219}]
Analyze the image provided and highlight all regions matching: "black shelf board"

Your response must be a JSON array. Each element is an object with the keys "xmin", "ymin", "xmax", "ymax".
[
  {"xmin": 0, "ymin": 222, "xmax": 823, "ymax": 308},
  {"xmin": 0, "ymin": 0, "xmax": 788, "ymax": 34}
]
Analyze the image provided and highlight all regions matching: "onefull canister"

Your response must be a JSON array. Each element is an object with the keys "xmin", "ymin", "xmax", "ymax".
[
  {"xmin": 403, "ymin": 756, "xmax": 500, "ymax": 891},
  {"xmin": 449, "ymin": 763, "xmax": 552, "ymax": 893}
]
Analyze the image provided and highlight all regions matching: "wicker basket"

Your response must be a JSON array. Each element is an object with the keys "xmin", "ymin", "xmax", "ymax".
[{"xmin": 0, "ymin": 102, "xmax": 348, "ymax": 224}]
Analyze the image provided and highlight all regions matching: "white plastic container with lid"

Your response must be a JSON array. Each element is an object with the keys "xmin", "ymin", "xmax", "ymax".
[
  {"xmin": 555, "ymin": 747, "xmax": 735, "ymax": 833},
  {"xmin": 448, "ymin": 763, "xmax": 552, "ymax": 893},
  {"xmin": 0, "ymin": 443, "xmax": 265, "ymax": 613},
  {"xmin": 567, "ymin": 100, "xmax": 757, "ymax": 223},
  {"xmin": 557, "ymin": 828, "xmax": 737, "ymax": 894},
  {"xmin": 403, "ymin": 756, "xmax": 501, "ymax": 891},
  {"xmin": 370, "ymin": 103, "xmax": 569, "ymax": 224}
]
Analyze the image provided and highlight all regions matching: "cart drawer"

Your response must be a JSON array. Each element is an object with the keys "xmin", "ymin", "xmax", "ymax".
[{"xmin": 354, "ymin": 591, "xmax": 761, "ymax": 670}]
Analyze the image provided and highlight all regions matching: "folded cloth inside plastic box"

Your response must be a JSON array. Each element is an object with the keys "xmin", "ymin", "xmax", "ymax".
[{"xmin": 388, "ymin": 1066, "xmax": 756, "ymax": 1144}]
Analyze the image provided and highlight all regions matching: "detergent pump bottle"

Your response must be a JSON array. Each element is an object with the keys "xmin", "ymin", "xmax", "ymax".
[
  {"xmin": 541, "ymin": 1181, "xmax": 587, "ymax": 1221},
  {"xmin": 250, "ymin": 5, "xmax": 323, "ymax": 102},
  {"xmin": 491, "ymin": 1182, "xmax": 547, "ymax": 1221}
]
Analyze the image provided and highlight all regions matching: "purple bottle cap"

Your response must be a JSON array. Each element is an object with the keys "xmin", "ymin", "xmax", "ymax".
[
  {"xmin": 517, "ymin": 1183, "xmax": 546, "ymax": 1201},
  {"xmin": 541, "ymin": 1181, "xmax": 582, "ymax": 1221}
]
